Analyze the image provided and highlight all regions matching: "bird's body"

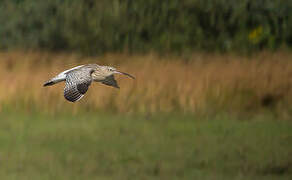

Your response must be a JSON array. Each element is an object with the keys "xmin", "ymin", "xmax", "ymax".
[{"xmin": 44, "ymin": 64, "xmax": 134, "ymax": 102}]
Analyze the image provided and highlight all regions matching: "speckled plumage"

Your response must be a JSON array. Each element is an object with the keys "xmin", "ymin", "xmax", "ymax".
[{"xmin": 43, "ymin": 64, "xmax": 134, "ymax": 102}]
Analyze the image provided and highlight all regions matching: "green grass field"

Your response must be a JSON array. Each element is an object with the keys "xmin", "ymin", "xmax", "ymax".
[{"xmin": 0, "ymin": 112, "xmax": 291, "ymax": 180}]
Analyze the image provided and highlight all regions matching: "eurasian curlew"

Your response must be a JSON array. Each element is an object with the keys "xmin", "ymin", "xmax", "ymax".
[{"xmin": 43, "ymin": 64, "xmax": 135, "ymax": 102}]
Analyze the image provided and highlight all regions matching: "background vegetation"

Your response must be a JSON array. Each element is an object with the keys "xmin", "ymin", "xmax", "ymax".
[
  {"xmin": 1, "ymin": 0, "xmax": 292, "ymax": 55},
  {"xmin": 0, "ymin": 51, "xmax": 291, "ymax": 117},
  {"xmin": 1, "ymin": 112, "xmax": 292, "ymax": 180}
]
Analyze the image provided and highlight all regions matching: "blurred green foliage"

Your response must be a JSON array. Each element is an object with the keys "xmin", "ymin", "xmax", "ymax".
[
  {"xmin": 1, "ymin": 111, "xmax": 292, "ymax": 179},
  {"xmin": 1, "ymin": 0, "xmax": 292, "ymax": 55}
]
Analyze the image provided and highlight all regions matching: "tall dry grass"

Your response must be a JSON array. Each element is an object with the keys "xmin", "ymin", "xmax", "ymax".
[{"xmin": 0, "ymin": 51, "xmax": 291, "ymax": 116}]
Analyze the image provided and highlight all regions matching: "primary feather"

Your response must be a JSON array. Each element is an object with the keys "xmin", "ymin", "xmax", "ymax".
[{"xmin": 64, "ymin": 68, "xmax": 92, "ymax": 102}]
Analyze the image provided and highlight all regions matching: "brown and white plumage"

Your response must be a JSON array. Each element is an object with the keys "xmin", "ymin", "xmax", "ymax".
[{"xmin": 43, "ymin": 64, "xmax": 135, "ymax": 102}]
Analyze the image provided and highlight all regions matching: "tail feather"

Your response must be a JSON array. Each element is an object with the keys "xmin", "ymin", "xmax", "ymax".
[
  {"xmin": 43, "ymin": 74, "xmax": 66, "ymax": 87},
  {"xmin": 43, "ymin": 80, "xmax": 54, "ymax": 86}
]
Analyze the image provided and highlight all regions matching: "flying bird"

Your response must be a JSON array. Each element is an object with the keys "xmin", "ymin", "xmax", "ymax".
[{"xmin": 43, "ymin": 64, "xmax": 135, "ymax": 102}]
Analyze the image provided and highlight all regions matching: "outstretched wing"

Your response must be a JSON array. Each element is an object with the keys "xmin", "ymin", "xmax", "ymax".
[
  {"xmin": 64, "ymin": 69, "xmax": 93, "ymax": 102},
  {"xmin": 43, "ymin": 65, "xmax": 85, "ymax": 87},
  {"xmin": 101, "ymin": 75, "xmax": 119, "ymax": 89}
]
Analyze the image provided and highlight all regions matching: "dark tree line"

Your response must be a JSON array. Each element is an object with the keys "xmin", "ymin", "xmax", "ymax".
[{"xmin": 0, "ymin": 0, "xmax": 292, "ymax": 55}]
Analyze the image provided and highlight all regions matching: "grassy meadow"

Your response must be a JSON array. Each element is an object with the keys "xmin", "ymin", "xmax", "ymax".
[
  {"xmin": 0, "ymin": 112, "xmax": 292, "ymax": 179},
  {"xmin": 0, "ymin": 51, "xmax": 291, "ymax": 115},
  {"xmin": 0, "ymin": 51, "xmax": 292, "ymax": 179}
]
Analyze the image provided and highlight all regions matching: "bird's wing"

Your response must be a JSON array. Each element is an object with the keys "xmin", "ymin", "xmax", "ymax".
[
  {"xmin": 101, "ymin": 75, "xmax": 120, "ymax": 89},
  {"xmin": 64, "ymin": 69, "xmax": 93, "ymax": 102},
  {"xmin": 44, "ymin": 65, "xmax": 86, "ymax": 86}
]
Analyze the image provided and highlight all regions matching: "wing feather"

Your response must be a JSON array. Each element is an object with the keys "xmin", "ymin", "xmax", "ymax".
[
  {"xmin": 101, "ymin": 75, "xmax": 119, "ymax": 89},
  {"xmin": 64, "ymin": 69, "xmax": 93, "ymax": 102}
]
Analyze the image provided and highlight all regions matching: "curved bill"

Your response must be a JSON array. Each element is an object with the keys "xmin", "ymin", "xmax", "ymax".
[{"xmin": 115, "ymin": 70, "xmax": 135, "ymax": 79}]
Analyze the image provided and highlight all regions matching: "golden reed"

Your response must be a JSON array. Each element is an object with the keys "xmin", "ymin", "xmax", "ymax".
[{"xmin": 0, "ymin": 51, "xmax": 291, "ymax": 114}]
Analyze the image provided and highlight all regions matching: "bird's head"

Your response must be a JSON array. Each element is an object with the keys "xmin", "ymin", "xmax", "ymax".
[{"xmin": 102, "ymin": 66, "xmax": 135, "ymax": 79}]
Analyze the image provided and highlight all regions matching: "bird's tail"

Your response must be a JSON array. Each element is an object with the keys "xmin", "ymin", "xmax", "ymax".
[
  {"xmin": 43, "ymin": 72, "xmax": 67, "ymax": 87},
  {"xmin": 43, "ymin": 80, "xmax": 55, "ymax": 86},
  {"xmin": 43, "ymin": 77, "xmax": 65, "ymax": 87}
]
